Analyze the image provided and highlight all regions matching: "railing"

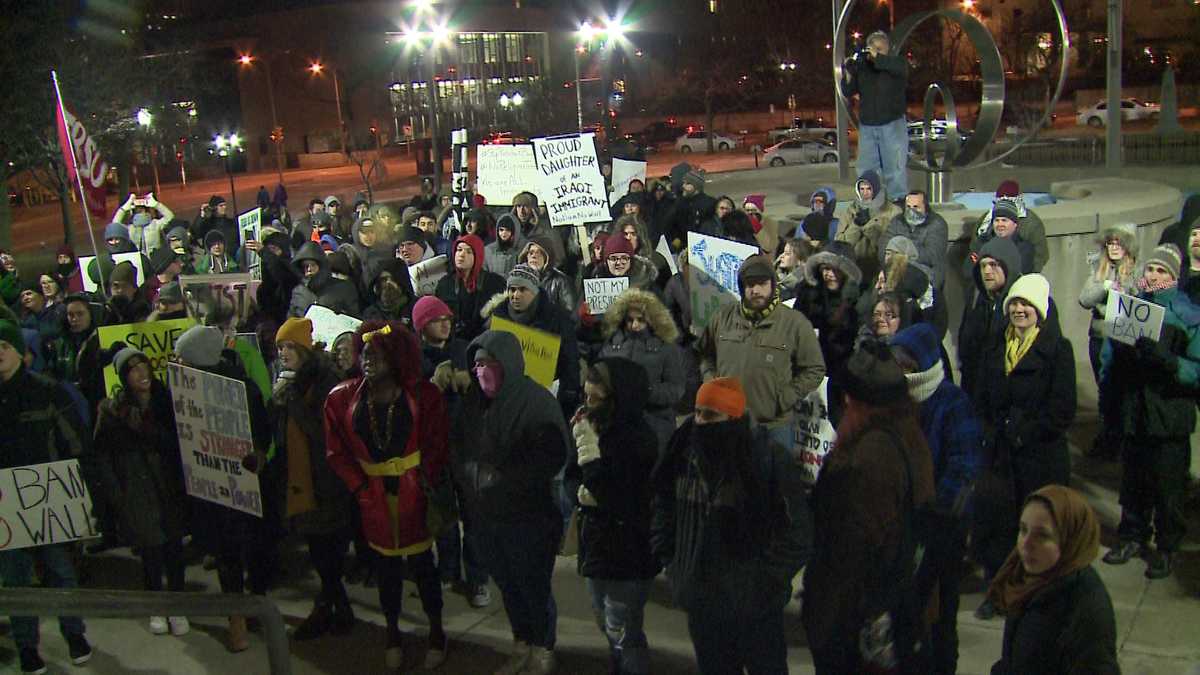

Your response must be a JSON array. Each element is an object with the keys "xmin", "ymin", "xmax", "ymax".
[
  {"xmin": 0, "ymin": 588, "xmax": 291, "ymax": 675},
  {"xmin": 987, "ymin": 132, "xmax": 1200, "ymax": 166}
]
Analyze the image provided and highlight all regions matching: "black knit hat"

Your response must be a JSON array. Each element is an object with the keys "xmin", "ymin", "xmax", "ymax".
[
  {"xmin": 737, "ymin": 254, "xmax": 775, "ymax": 295},
  {"xmin": 398, "ymin": 224, "xmax": 425, "ymax": 244},
  {"xmin": 839, "ymin": 339, "xmax": 910, "ymax": 406},
  {"xmin": 150, "ymin": 245, "xmax": 180, "ymax": 274}
]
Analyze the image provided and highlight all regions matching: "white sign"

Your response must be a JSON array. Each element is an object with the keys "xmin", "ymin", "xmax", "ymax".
[
  {"xmin": 79, "ymin": 252, "xmax": 145, "ymax": 292},
  {"xmin": 531, "ymin": 133, "xmax": 609, "ymax": 226},
  {"xmin": 794, "ymin": 377, "xmax": 836, "ymax": 485},
  {"xmin": 687, "ymin": 232, "xmax": 759, "ymax": 332},
  {"xmin": 656, "ymin": 236, "xmax": 678, "ymax": 275},
  {"xmin": 0, "ymin": 460, "xmax": 99, "ymax": 551},
  {"xmin": 583, "ymin": 277, "xmax": 630, "ymax": 315},
  {"xmin": 476, "ymin": 144, "xmax": 542, "ymax": 206},
  {"xmin": 409, "ymin": 254, "xmax": 448, "ymax": 297},
  {"xmin": 1104, "ymin": 291, "xmax": 1166, "ymax": 346},
  {"xmin": 611, "ymin": 158, "xmax": 647, "ymax": 202},
  {"xmin": 238, "ymin": 207, "xmax": 262, "ymax": 277},
  {"xmin": 168, "ymin": 363, "xmax": 264, "ymax": 517},
  {"xmin": 305, "ymin": 304, "xmax": 363, "ymax": 351}
]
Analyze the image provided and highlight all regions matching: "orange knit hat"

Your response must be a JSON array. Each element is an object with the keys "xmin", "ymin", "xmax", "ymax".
[
  {"xmin": 695, "ymin": 377, "xmax": 747, "ymax": 419},
  {"xmin": 276, "ymin": 317, "xmax": 314, "ymax": 350}
]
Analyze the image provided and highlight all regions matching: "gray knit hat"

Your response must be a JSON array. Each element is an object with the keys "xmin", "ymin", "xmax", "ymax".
[
  {"xmin": 158, "ymin": 281, "xmax": 183, "ymax": 305},
  {"xmin": 1143, "ymin": 243, "xmax": 1182, "ymax": 280},
  {"xmin": 506, "ymin": 263, "xmax": 541, "ymax": 294},
  {"xmin": 174, "ymin": 325, "xmax": 225, "ymax": 368},
  {"xmin": 114, "ymin": 347, "xmax": 148, "ymax": 384},
  {"xmin": 885, "ymin": 235, "xmax": 919, "ymax": 259}
]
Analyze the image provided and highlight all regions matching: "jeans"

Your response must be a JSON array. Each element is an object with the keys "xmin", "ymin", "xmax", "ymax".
[
  {"xmin": 686, "ymin": 604, "xmax": 788, "ymax": 675},
  {"xmin": 765, "ymin": 419, "xmax": 794, "ymax": 455},
  {"xmin": 856, "ymin": 117, "xmax": 909, "ymax": 200},
  {"xmin": 0, "ymin": 544, "xmax": 86, "ymax": 649},
  {"xmin": 436, "ymin": 520, "xmax": 489, "ymax": 586},
  {"xmin": 474, "ymin": 517, "xmax": 561, "ymax": 648},
  {"xmin": 587, "ymin": 578, "xmax": 651, "ymax": 674}
]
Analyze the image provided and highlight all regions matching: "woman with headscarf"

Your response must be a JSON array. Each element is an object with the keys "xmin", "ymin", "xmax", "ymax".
[{"xmin": 987, "ymin": 485, "xmax": 1118, "ymax": 675}]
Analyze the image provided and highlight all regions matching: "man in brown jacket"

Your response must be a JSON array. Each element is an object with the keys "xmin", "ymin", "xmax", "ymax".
[{"xmin": 696, "ymin": 254, "xmax": 826, "ymax": 448}]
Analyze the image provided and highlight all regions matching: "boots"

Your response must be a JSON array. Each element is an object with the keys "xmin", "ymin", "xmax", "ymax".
[
  {"xmin": 330, "ymin": 596, "xmax": 355, "ymax": 635},
  {"xmin": 293, "ymin": 602, "xmax": 334, "ymax": 641},
  {"xmin": 1145, "ymin": 549, "xmax": 1173, "ymax": 579},
  {"xmin": 227, "ymin": 616, "xmax": 250, "ymax": 653}
]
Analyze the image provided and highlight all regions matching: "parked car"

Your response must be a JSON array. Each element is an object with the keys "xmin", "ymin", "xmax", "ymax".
[
  {"xmin": 675, "ymin": 131, "xmax": 738, "ymax": 153},
  {"xmin": 636, "ymin": 121, "xmax": 684, "ymax": 146},
  {"xmin": 1075, "ymin": 98, "xmax": 1161, "ymax": 127},
  {"xmin": 480, "ymin": 131, "xmax": 528, "ymax": 145},
  {"xmin": 763, "ymin": 139, "xmax": 839, "ymax": 166}
]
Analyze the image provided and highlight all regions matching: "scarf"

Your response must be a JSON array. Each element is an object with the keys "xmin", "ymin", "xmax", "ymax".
[
  {"xmin": 1004, "ymin": 324, "xmax": 1040, "ymax": 375},
  {"xmin": 1137, "ymin": 275, "xmax": 1178, "ymax": 294},
  {"xmin": 987, "ymin": 485, "xmax": 1100, "ymax": 616},
  {"xmin": 739, "ymin": 283, "xmax": 781, "ymax": 323},
  {"xmin": 904, "ymin": 362, "xmax": 944, "ymax": 403}
]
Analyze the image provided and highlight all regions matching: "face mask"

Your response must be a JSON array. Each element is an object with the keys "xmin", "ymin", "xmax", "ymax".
[
  {"xmin": 380, "ymin": 280, "xmax": 407, "ymax": 310},
  {"xmin": 474, "ymin": 362, "xmax": 504, "ymax": 398},
  {"xmin": 904, "ymin": 207, "xmax": 927, "ymax": 226}
]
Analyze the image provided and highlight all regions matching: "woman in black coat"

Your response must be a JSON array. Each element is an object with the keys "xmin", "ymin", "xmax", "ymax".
[
  {"xmin": 987, "ymin": 485, "xmax": 1118, "ymax": 675},
  {"xmin": 569, "ymin": 358, "xmax": 660, "ymax": 675},
  {"xmin": 973, "ymin": 273, "xmax": 1076, "ymax": 619}
]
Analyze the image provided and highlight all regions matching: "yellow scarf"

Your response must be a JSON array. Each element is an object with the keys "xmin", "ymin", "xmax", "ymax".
[{"xmin": 1004, "ymin": 325, "xmax": 1040, "ymax": 375}]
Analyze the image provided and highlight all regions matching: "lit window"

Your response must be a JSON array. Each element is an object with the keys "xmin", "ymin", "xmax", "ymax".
[{"xmin": 709, "ymin": 0, "xmax": 717, "ymax": 12}]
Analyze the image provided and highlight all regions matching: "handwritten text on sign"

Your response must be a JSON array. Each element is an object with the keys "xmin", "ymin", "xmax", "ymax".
[
  {"xmin": 476, "ymin": 144, "xmax": 543, "ymax": 206},
  {"xmin": 490, "ymin": 316, "xmax": 562, "ymax": 389},
  {"xmin": 98, "ymin": 318, "xmax": 195, "ymax": 398},
  {"xmin": 0, "ymin": 460, "xmax": 98, "ymax": 551},
  {"xmin": 793, "ymin": 377, "xmax": 837, "ymax": 485},
  {"xmin": 168, "ymin": 363, "xmax": 263, "ymax": 517},
  {"xmin": 1104, "ymin": 291, "xmax": 1166, "ymax": 346},
  {"xmin": 583, "ymin": 277, "xmax": 630, "ymax": 315},
  {"xmin": 531, "ymin": 134, "xmax": 609, "ymax": 226},
  {"xmin": 687, "ymin": 232, "xmax": 759, "ymax": 332}
]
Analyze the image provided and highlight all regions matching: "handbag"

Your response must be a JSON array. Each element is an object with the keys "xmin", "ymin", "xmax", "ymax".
[{"xmin": 419, "ymin": 467, "xmax": 460, "ymax": 539}]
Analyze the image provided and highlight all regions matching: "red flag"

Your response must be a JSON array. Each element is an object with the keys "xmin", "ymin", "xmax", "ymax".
[{"xmin": 55, "ymin": 104, "xmax": 108, "ymax": 218}]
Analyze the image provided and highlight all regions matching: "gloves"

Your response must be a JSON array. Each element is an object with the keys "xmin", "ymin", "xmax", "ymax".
[
  {"xmin": 577, "ymin": 485, "xmax": 597, "ymax": 507},
  {"xmin": 451, "ymin": 368, "xmax": 471, "ymax": 394},
  {"xmin": 1136, "ymin": 336, "xmax": 1178, "ymax": 373},
  {"xmin": 241, "ymin": 451, "xmax": 265, "ymax": 474},
  {"xmin": 122, "ymin": 193, "xmax": 136, "ymax": 210},
  {"xmin": 1103, "ymin": 278, "xmax": 1114, "ymax": 291},
  {"xmin": 145, "ymin": 193, "xmax": 159, "ymax": 208},
  {"xmin": 431, "ymin": 360, "xmax": 454, "ymax": 391},
  {"xmin": 272, "ymin": 370, "xmax": 296, "ymax": 397},
  {"xmin": 573, "ymin": 418, "xmax": 601, "ymax": 465}
]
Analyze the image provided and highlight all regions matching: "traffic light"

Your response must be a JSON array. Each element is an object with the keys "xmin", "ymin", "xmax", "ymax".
[
  {"xmin": 270, "ymin": 126, "xmax": 284, "ymax": 143},
  {"xmin": 175, "ymin": 151, "xmax": 184, "ymax": 161},
  {"xmin": 178, "ymin": 136, "xmax": 187, "ymax": 145}
]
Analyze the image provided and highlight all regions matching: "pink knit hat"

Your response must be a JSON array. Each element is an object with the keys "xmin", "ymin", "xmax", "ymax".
[
  {"xmin": 412, "ymin": 296, "xmax": 453, "ymax": 336},
  {"xmin": 742, "ymin": 194, "xmax": 766, "ymax": 212}
]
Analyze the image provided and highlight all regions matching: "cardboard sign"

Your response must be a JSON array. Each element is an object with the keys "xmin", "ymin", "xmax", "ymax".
[
  {"xmin": 583, "ymin": 277, "xmax": 630, "ymax": 315},
  {"xmin": 168, "ymin": 362, "xmax": 263, "ymax": 517},
  {"xmin": 656, "ymin": 236, "xmax": 678, "ymax": 275},
  {"xmin": 97, "ymin": 318, "xmax": 196, "ymax": 398},
  {"xmin": 611, "ymin": 158, "xmax": 647, "ymax": 202},
  {"xmin": 409, "ymin": 254, "xmax": 448, "ymax": 297},
  {"xmin": 305, "ymin": 304, "xmax": 363, "ymax": 351},
  {"xmin": 79, "ymin": 252, "xmax": 145, "ymax": 293},
  {"xmin": 0, "ymin": 460, "xmax": 99, "ymax": 551},
  {"xmin": 531, "ymin": 133, "xmax": 609, "ymax": 226},
  {"xmin": 179, "ymin": 273, "xmax": 260, "ymax": 327},
  {"xmin": 238, "ymin": 207, "xmax": 262, "ymax": 277},
  {"xmin": 476, "ymin": 144, "xmax": 542, "ymax": 206},
  {"xmin": 687, "ymin": 232, "xmax": 759, "ymax": 332},
  {"xmin": 490, "ymin": 316, "xmax": 562, "ymax": 389},
  {"xmin": 794, "ymin": 377, "xmax": 836, "ymax": 485},
  {"xmin": 1104, "ymin": 291, "xmax": 1166, "ymax": 346}
]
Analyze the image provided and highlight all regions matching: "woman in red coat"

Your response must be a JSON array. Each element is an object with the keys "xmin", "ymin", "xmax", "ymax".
[{"xmin": 324, "ymin": 320, "xmax": 450, "ymax": 670}]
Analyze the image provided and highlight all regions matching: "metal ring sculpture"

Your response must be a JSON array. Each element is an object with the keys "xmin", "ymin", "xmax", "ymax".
[{"xmin": 832, "ymin": 2, "xmax": 1070, "ymax": 171}]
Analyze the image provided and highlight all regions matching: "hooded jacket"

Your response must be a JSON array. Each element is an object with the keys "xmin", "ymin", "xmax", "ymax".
[
  {"xmin": 1079, "ymin": 224, "xmax": 1139, "ymax": 333},
  {"xmin": 797, "ymin": 247, "xmax": 863, "ymax": 380},
  {"xmin": 344, "ymin": 217, "xmax": 392, "ymax": 292},
  {"xmin": 288, "ymin": 242, "xmax": 362, "ymax": 318},
  {"xmin": 837, "ymin": 170, "xmax": 900, "ymax": 285},
  {"xmin": 434, "ymin": 234, "xmax": 507, "ymax": 342},
  {"xmin": 483, "ymin": 214, "xmax": 526, "ymax": 278},
  {"xmin": 482, "ymin": 289, "xmax": 582, "ymax": 418},
  {"xmin": 520, "ymin": 232, "xmax": 579, "ymax": 316},
  {"xmin": 882, "ymin": 207, "xmax": 950, "ymax": 290},
  {"xmin": 451, "ymin": 330, "xmax": 569, "ymax": 524},
  {"xmin": 958, "ymin": 236, "xmax": 1025, "ymax": 401},
  {"xmin": 363, "ymin": 258, "xmax": 416, "ymax": 327},
  {"xmin": 672, "ymin": 190, "xmax": 719, "ymax": 245},
  {"xmin": 798, "ymin": 187, "xmax": 841, "ymax": 242},
  {"xmin": 0, "ymin": 364, "xmax": 88, "ymax": 470}
]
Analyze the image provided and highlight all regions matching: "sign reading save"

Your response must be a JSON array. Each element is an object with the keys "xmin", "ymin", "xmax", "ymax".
[{"xmin": 1104, "ymin": 291, "xmax": 1165, "ymax": 346}]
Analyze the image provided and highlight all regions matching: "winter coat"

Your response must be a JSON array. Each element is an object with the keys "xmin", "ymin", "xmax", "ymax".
[
  {"xmin": 363, "ymin": 258, "xmax": 416, "ymax": 328},
  {"xmin": 647, "ymin": 192, "xmax": 678, "ymax": 249},
  {"xmin": 190, "ymin": 215, "xmax": 239, "ymax": 260},
  {"xmin": 672, "ymin": 192, "xmax": 718, "ymax": 245},
  {"xmin": 842, "ymin": 52, "xmax": 908, "ymax": 126},
  {"xmin": 435, "ymin": 244, "xmax": 508, "ymax": 343},
  {"xmin": 93, "ymin": 384, "xmax": 188, "ymax": 548},
  {"xmin": 958, "ymin": 236, "xmax": 1025, "ymax": 402},
  {"xmin": 970, "ymin": 204, "xmax": 1049, "ymax": 274},
  {"xmin": 663, "ymin": 267, "xmax": 693, "ymax": 341},
  {"xmin": 46, "ymin": 312, "xmax": 105, "ymax": 413},
  {"xmin": 882, "ymin": 209, "xmax": 950, "ymax": 290},
  {"xmin": 270, "ymin": 352, "xmax": 351, "ymax": 535},
  {"xmin": 795, "ymin": 251, "xmax": 862, "ymax": 383},
  {"xmin": 195, "ymin": 253, "xmax": 240, "ymax": 275},
  {"xmin": 696, "ymin": 299, "xmax": 826, "ymax": 429},
  {"xmin": 573, "ymin": 357, "xmax": 661, "ymax": 580},
  {"xmin": 288, "ymin": 242, "xmax": 362, "ymax": 318},
  {"xmin": 991, "ymin": 566, "xmax": 1119, "ymax": 675},
  {"xmin": 324, "ymin": 369, "xmax": 449, "ymax": 556},
  {"xmin": 837, "ymin": 199, "xmax": 899, "ymax": 287},
  {"xmin": 803, "ymin": 415, "xmax": 935, "ymax": 651},
  {"xmin": 20, "ymin": 303, "xmax": 66, "ymax": 348},
  {"xmin": 483, "ymin": 291, "xmax": 582, "ymax": 417},
  {"xmin": 1078, "ymin": 224, "xmax": 1139, "ymax": 334},
  {"xmin": 519, "ymin": 233, "xmax": 580, "ymax": 317},
  {"xmin": 483, "ymin": 214, "xmax": 525, "ymax": 278},
  {"xmin": 0, "ymin": 364, "xmax": 88, "ymax": 470}
]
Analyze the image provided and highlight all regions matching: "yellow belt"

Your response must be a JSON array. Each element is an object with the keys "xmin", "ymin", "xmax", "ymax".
[{"xmin": 358, "ymin": 451, "xmax": 422, "ymax": 477}]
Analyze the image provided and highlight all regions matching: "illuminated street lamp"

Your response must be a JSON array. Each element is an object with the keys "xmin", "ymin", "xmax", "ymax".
[
  {"xmin": 309, "ymin": 61, "xmax": 347, "ymax": 157},
  {"xmin": 212, "ymin": 133, "xmax": 242, "ymax": 214},
  {"xmin": 237, "ymin": 52, "xmax": 286, "ymax": 185},
  {"xmin": 389, "ymin": 21, "xmax": 454, "ymax": 188}
]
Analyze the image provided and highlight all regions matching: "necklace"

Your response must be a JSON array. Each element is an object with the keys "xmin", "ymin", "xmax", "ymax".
[{"xmin": 366, "ymin": 384, "xmax": 399, "ymax": 451}]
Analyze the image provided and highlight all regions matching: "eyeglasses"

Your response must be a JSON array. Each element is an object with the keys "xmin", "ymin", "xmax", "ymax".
[
  {"xmin": 608, "ymin": 255, "xmax": 631, "ymax": 263},
  {"xmin": 872, "ymin": 310, "xmax": 898, "ymax": 321},
  {"xmin": 1105, "ymin": 239, "xmax": 1123, "ymax": 247}
]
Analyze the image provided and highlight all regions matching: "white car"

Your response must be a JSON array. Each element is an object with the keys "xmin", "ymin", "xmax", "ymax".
[
  {"xmin": 675, "ymin": 131, "xmax": 738, "ymax": 153},
  {"xmin": 763, "ymin": 139, "xmax": 839, "ymax": 166},
  {"xmin": 1075, "ymin": 98, "xmax": 1161, "ymax": 127}
]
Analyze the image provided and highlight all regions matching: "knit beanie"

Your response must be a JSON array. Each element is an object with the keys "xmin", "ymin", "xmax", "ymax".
[
  {"xmin": 412, "ymin": 296, "xmax": 453, "ymax": 336},
  {"xmin": 110, "ymin": 261, "xmax": 137, "ymax": 287},
  {"xmin": 994, "ymin": 180, "xmax": 1021, "ymax": 198},
  {"xmin": 885, "ymin": 235, "xmax": 919, "ymax": 259},
  {"xmin": 204, "ymin": 229, "xmax": 226, "ymax": 250},
  {"xmin": 695, "ymin": 377, "xmax": 747, "ymax": 418},
  {"xmin": 150, "ymin": 245, "xmax": 180, "ymax": 274},
  {"xmin": 208, "ymin": 195, "xmax": 226, "ymax": 208},
  {"xmin": 174, "ymin": 325, "xmax": 225, "ymax": 368},
  {"xmin": 157, "ymin": 281, "xmax": 183, "ymax": 305},
  {"xmin": 603, "ymin": 233, "xmax": 636, "ymax": 259},
  {"xmin": 0, "ymin": 319, "xmax": 25, "ymax": 354},
  {"xmin": 742, "ymin": 194, "xmax": 766, "ymax": 212},
  {"xmin": 801, "ymin": 212, "xmax": 832, "ymax": 243},
  {"xmin": 507, "ymin": 263, "xmax": 541, "ymax": 294},
  {"xmin": 737, "ymin": 254, "xmax": 776, "ymax": 294},
  {"xmin": 275, "ymin": 317, "xmax": 314, "ymax": 350},
  {"xmin": 890, "ymin": 323, "xmax": 942, "ymax": 372},
  {"xmin": 1005, "ymin": 272, "xmax": 1051, "ymax": 320},
  {"xmin": 113, "ymin": 347, "xmax": 148, "ymax": 384},
  {"xmin": 1143, "ymin": 243, "xmax": 1182, "ymax": 280},
  {"xmin": 992, "ymin": 198, "xmax": 1021, "ymax": 223},
  {"xmin": 840, "ymin": 339, "xmax": 909, "ymax": 406},
  {"xmin": 398, "ymin": 224, "xmax": 426, "ymax": 245}
]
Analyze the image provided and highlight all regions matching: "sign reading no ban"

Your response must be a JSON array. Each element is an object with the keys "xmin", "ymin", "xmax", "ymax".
[{"xmin": 1104, "ymin": 291, "xmax": 1165, "ymax": 346}]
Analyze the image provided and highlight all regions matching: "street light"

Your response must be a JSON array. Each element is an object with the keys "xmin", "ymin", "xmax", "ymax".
[
  {"xmin": 212, "ymin": 133, "xmax": 242, "ymax": 215},
  {"xmin": 237, "ymin": 52, "xmax": 285, "ymax": 186},
  {"xmin": 136, "ymin": 108, "xmax": 152, "ymax": 127},
  {"xmin": 308, "ymin": 61, "xmax": 347, "ymax": 157},
  {"xmin": 134, "ymin": 108, "xmax": 161, "ymax": 195}
]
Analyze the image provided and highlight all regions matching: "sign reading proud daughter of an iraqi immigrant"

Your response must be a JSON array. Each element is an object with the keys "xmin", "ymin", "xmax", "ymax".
[
  {"xmin": 687, "ymin": 232, "xmax": 760, "ymax": 332},
  {"xmin": 490, "ymin": 316, "xmax": 562, "ymax": 389},
  {"xmin": 0, "ymin": 460, "xmax": 99, "ymax": 551},
  {"xmin": 1104, "ymin": 290, "xmax": 1166, "ymax": 346},
  {"xmin": 531, "ymin": 133, "xmax": 609, "ymax": 226},
  {"xmin": 583, "ymin": 277, "xmax": 629, "ymax": 315},
  {"xmin": 97, "ymin": 317, "xmax": 196, "ymax": 397},
  {"xmin": 168, "ymin": 362, "xmax": 263, "ymax": 517},
  {"xmin": 476, "ymin": 144, "xmax": 543, "ymax": 206}
]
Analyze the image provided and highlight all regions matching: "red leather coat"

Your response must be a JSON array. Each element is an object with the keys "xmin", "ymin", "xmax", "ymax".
[{"xmin": 324, "ymin": 376, "xmax": 449, "ymax": 554}]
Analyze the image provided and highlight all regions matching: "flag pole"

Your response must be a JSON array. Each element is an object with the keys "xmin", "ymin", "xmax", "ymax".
[{"xmin": 51, "ymin": 69, "xmax": 106, "ymax": 292}]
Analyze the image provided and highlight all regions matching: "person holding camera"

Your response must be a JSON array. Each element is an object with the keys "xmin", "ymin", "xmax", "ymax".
[{"xmin": 843, "ymin": 30, "xmax": 909, "ymax": 203}]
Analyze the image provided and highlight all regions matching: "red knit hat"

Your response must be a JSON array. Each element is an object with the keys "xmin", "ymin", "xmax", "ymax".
[
  {"xmin": 603, "ymin": 233, "xmax": 636, "ymax": 259},
  {"xmin": 412, "ymin": 296, "xmax": 453, "ymax": 336},
  {"xmin": 995, "ymin": 180, "xmax": 1020, "ymax": 198},
  {"xmin": 695, "ymin": 377, "xmax": 747, "ymax": 419},
  {"xmin": 742, "ymin": 194, "xmax": 766, "ymax": 213}
]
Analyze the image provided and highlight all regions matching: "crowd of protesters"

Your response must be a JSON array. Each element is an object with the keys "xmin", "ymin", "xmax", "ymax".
[{"xmin": 4, "ymin": 150, "xmax": 1197, "ymax": 675}]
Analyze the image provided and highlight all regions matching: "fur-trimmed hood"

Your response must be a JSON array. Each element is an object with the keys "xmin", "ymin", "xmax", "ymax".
[
  {"xmin": 805, "ymin": 249, "xmax": 863, "ymax": 288},
  {"xmin": 601, "ymin": 288, "xmax": 679, "ymax": 342},
  {"xmin": 1093, "ymin": 223, "xmax": 1139, "ymax": 260},
  {"xmin": 480, "ymin": 291, "xmax": 508, "ymax": 320}
]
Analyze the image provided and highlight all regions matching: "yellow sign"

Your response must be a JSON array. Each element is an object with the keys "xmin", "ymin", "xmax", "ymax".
[
  {"xmin": 98, "ymin": 318, "xmax": 196, "ymax": 398},
  {"xmin": 489, "ymin": 317, "xmax": 562, "ymax": 389}
]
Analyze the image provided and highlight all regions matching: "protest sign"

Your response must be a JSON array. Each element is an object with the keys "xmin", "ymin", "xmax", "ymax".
[
  {"xmin": 687, "ymin": 232, "xmax": 760, "ymax": 332},
  {"xmin": 305, "ymin": 304, "xmax": 363, "ymax": 350},
  {"xmin": 476, "ymin": 144, "xmax": 542, "ymax": 206},
  {"xmin": 794, "ymin": 378, "xmax": 836, "ymax": 485},
  {"xmin": 409, "ymin": 254, "xmax": 448, "ymax": 296},
  {"xmin": 97, "ymin": 317, "xmax": 196, "ymax": 397},
  {"xmin": 238, "ymin": 207, "xmax": 262, "ymax": 277},
  {"xmin": 490, "ymin": 316, "xmax": 561, "ymax": 389},
  {"xmin": 656, "ymin": 236, "xmax": 678, "ymax": 275},
  {"xmin": 583, "ymin": 277, "xmax": 629, "ymax": 315},
  {"xmin": 531, "ymin": 133, "xmax": 609, "ymax": 226},
  {"xmin": 180, "ymin": 273, "xmax": 260, "ymax": 327},
  {"xmin": 0, "ymin": 460, "xmax": 99, "ymax": 551},
  {"xmin": 168, "ymin": 362, "xmax": 263, "ymax": 517},
  {"xmin": 1104, "ymin": 291, "xmax": 1166, "ymax": 346},
  {"xmin": 79, "ymin": 252, "xmax": 144, "ymax": 293},
  {"xmin": 611, "ymin": 158, "xmax": 647, "ymax": 202}
]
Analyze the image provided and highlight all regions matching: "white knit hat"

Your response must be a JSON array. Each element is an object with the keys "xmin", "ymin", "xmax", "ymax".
[{"xmin": 1005, "ymin": 273, "xmax": 1050, "ymax": 321}]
